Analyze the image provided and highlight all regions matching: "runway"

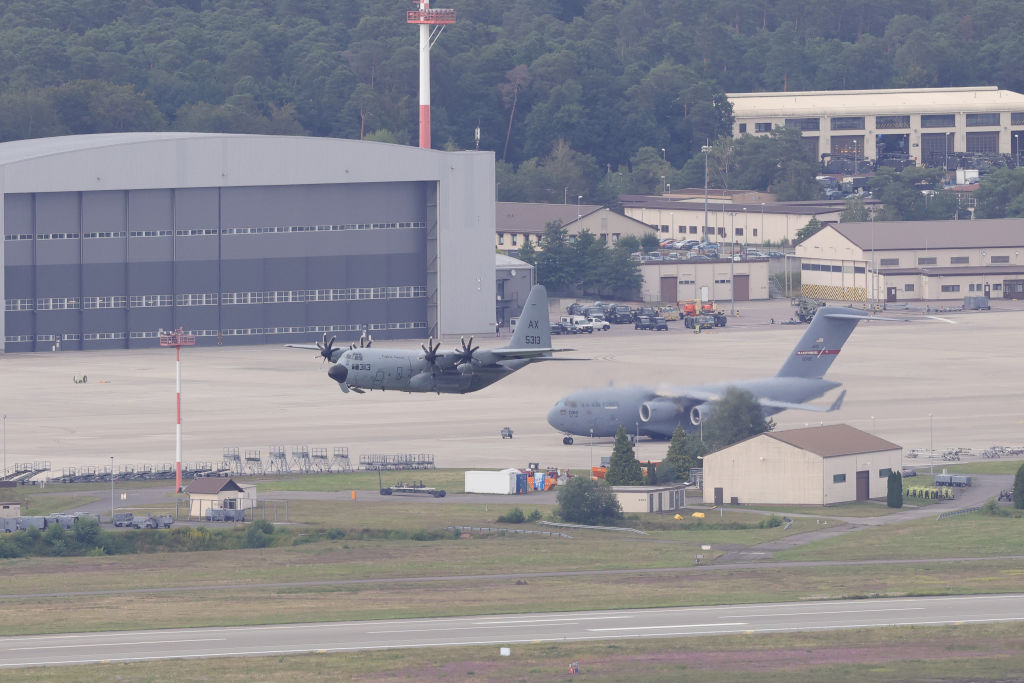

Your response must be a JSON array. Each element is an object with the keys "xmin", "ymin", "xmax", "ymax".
[
  {"xmin": 2, "ymin": 299, "xmax": 1023, "ymax": 473},
  {"xmin": 2, "ymin": 594, "xmax": 1022, "ymax": 668}
]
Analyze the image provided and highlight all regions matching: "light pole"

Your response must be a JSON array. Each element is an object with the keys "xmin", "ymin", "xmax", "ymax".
[
  {"xmin": 635, "ymin": 421, "xmax": 640, "ymax": 459},
  {"xmin": 563, "ymin": 187, "xmax": 567, "ymax": 204},
  {"xmin": 2, "ymin": 414, "xmax": 6, "ymax": 477},
  {"xmin": 929, "ymin": 413, "xmax": 934, "ymax": 474},
  {"xmin": 729, "ymin": 212, "xmax": 735, "ymax": 315},
  {"xmin": 1015, "ymin": 133, "xmax": 1021, "ymax": 168},
  {"xmin": 945, "ymin": 132, "xmax": 953, "ymax": 170},
  {"xmin": 660, "ymin": 147, "xmax": 666, "ymax": 161},
  {"xmin": 589, "ymin": 427, "xmax": 594, "ymax": 473},
  {"xmin": 576, "ymin": 195, "xmax": 582, "ymax": 224},
  {"xmin": 702, "ymin": 142, "xmax": 711, "ymax": 243},
  {"xmin": 743, "ymin": 207, "xmax": 748, "ymax": 251},
  {"xmin": 660, "ymin": 175, "xmax": 666, "ymax": 194},
  {"xmin": 110, "ymin": 456, "xmax": 115, "ymax": 524}
]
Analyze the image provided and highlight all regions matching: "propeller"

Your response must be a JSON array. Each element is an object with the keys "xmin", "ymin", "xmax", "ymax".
[
  {"xmin": 421, "ymin": 337, "xmax": 442, "ymax": 366},
  {"xmin": 453, "ymin": 336, "xmax": 479, "ymax": 365},
  {"xmin": 350, "ymin": 331, "xmax": 373, "ymax": 350},
  {"xmin": 315, "ymin": 333, "xmax": 338, "ymax": 365}
]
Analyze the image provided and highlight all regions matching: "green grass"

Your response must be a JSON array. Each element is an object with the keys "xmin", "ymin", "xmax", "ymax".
[
  {"xmin": 4, "ymin": 493, "xmax": 101, "ymax": 516},
  {"xmin": 941, "ymin": 460, "xmax": 1023, "ymax": 476},
  {"xmin": 7, "ymin": 622, "xmax": 1024, "ymax": 682},
  {"xmin": 253, "ymin": 469, "xmax": 469, "ymax": 493}
]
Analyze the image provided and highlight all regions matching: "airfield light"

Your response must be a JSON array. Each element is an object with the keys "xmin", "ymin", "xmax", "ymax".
[{"xmin": 160, "ymin": 327, "xmax": 196, "ymax": 493}]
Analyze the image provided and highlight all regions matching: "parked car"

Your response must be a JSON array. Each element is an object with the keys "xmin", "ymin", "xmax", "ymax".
[
  {"xmin": 550, "ymin": 321, "xmax": 570, "ymax": 335},
  {"xmin": 608, "ymin": 305, "xmax": 635, "ymax": 324},
  {"xmin": 649, "ymin": 316, "xmax": 669, "ymax": 331},
  {"xmin": 634, "ymin": 315, "xmax": 654, "ymax": 330},
  {"xmin": 587, "ymin": 316, "xmax": 611, "ymax": 331}
]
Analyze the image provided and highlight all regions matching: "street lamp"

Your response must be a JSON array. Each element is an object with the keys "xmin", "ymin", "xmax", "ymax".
[
  {"xmin": 945, "ymin": 132, "xmax": 953, "ymax": 170},
  {"xmin": 929, "ymin": 413, "xmax": 934, "ymax": 474},
  {"xmin": 577, "ymin": 195, "xmax": 582, "ymax": 223},
  {"xmin": 110, "ymin": 456, "xmax": 115, "ymax": 524},
  {"xmin": 702, "ymin": 142, "xmax": 711, "ymax": 242},
  {"xmin": 1015, "ymin": 133, "xmax": 1021, "ymax": 168},
  {"xmin": 1, "ymin": 414, "xmax": 6, "ymax": 477},
  {"xmin": 564, "ymin": 187, "xmax": 567, "ymax": 205},
  {"xmin": 729, "ymin": 212, "xmax": 735, "ymax": 315},
  {"xmin": 635, "ymin": 421, "xmax": 640, "ymax": 459},
  {"xmin": 660, "ymin": 147, "xmax": 666, "ymax": 161},
  {"xmin": 589, "ymin": 427, "xmax": 594, "ymax": 473},
  {"xmin": 743, "ymin": 207, "xmax": 748, "ymax": 250},
  {"xmin": 660, "ymin": 175, "xmax": 666, "ymax": 194}
]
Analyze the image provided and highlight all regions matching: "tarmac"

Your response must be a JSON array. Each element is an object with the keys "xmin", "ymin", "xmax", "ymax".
[{"xmin": 2, "ymin": 297, "xmax": 1023, "ymax": 476}]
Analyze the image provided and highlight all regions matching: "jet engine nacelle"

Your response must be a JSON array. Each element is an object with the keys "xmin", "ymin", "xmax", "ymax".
[
  {"xmin": 327, "ymin": 363, "xmax": 348, "ymax": 384},
  {"xmin": 639, "ymin": 399, "xmax": 681, "ymax": 424},
  {"xmin": 689, "ymin": 402, "xmax": 712, "ymax": 426}
]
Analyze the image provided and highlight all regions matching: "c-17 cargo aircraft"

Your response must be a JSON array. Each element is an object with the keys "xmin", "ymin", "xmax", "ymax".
[
  {"xmin": 547, "ymin": 306, "xmax": 885, "ymax": 443},
  {"xmin": 289, "ymin": 284, "xmax": 575, "ymax": 394}
]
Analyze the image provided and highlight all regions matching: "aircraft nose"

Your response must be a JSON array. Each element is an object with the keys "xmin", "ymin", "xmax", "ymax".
[
  {"xmin": 546, "ymin": 402, "xmax": 564, "ymax": 430},
  {"xmin": 327, "ymin": 363, "xmax": 348, "ymax": 384}
]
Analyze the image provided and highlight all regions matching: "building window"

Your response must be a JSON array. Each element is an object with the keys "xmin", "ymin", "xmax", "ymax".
[
  {"xmin": 876, "ymin": 115, "xmax": 910, "ymax": 129},
  {"xmin": 966, "ymin": 131, "xmax": 999, "ymax": 153},
  {"xmin": 690, "ymin": 226, "xmax": 697, "ymax": 234},
  {"xmin": 879, "ymin": 468, "xmax": 892, "ymax": 478},
  {"xmin": 969, "ymin": 284, "xmax": 975, "ymax": 292},
  {"xmin": 940, "ymin": 284, "xmax": 961, "ymax": 292},
  {"xmin": 879, "ymin": 258, "xmax": 899, "ymax": 266},
  {"xmin": 1013, "ymin": 113, "xmax": 1024, "ymax": 126},
  {"xmin": 991, "ymin": 255, "xmax": 1010, "ymax": 264},
  {"xmin": 993, "ymin": 284, "xmax": 1002, "ymax": 291},
  {"xmin": 738, "ymin": 123, "xmax": 747, "ymax": 133},
  {"xmin": 755, "ymin": 122, "xmax": 772, "ymax": 133},
  {"xmin": 917, "ymin": 257, "xmax": 937, "ymax": 265},
  {"xmin": 921, "ymin": 114, "xmax": 955, "ymax": 128},
  {"xmin": 717, "ymin": 227, "xmax": 726, "ymax": 237},
  {"xmin": 830, "ymin": 116, "xmax": 865, "ymax": 130},
  {"xmin": 735, "ymin": 228, "xmax": 743, "ymax": 236},
  {"xmin": 950, "ymin": 256, "xmax": 969, "ymax": 265},
  {"xmin": 511, "ymin": 234, "xmax": 517, "ymax": 246},
  {"xmin": 784, "ymin": 117, "xmax": 820, "ymax": 131},
  {"xmin": 966, "ymin": 113, "xmax": 1000, "ymax": 127},
  {"xmin": 833, "ymin": 473, "xmax": 846, "ymax": 484},
  {"xmin": 497, "ymin": 233, "xmax": 504, "ymax": 244},
  {"xmin": 854, "ymin": 266, "xmax": 865, "ymax": 274},
  {"xmin": 904, "ymin": 283, "xmax": 915, "ymax": 292},
  {"xmin": 753, "ymin": 229, "xmax": 758, "ymax": 236},
  {"xmin": 661, "ymin": 225, "xmax": 669, "ymax": 233}
]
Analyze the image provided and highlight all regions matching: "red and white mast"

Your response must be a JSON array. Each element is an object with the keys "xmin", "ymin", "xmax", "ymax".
[
  {"xmin": 160, "ymin": 328, "xmax": 195, "ymax": 493},
  {"xmin": 406, "ymin": 1, "xmax": 455, "ymax": 149}
]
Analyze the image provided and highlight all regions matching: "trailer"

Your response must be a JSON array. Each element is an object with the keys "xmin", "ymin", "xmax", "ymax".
[{"xmin": 379, "ymin": 481, "xmax": 446, "ymax": 497}]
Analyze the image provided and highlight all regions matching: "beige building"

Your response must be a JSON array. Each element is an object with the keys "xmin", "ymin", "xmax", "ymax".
[
  {"xmin": 613, "ymin": 485, "xmax": 688, "ymax": 514},
  {"xmin": 0, "ymin": 502, "xmax": 20, "ymax": 518},
  {"xmin": 796, "ymin": 219, "xmax": 1024, "ymax": 302},
  {"xmin": 496, "ymin": 202, "xmax": 657, "ymax": 253},
  {"xmin": 621, "ymin": 193, "xmax": 875, "ymax": 247},
  {"xmin": 729, "ymin": 86, "xmax": 1024, "ymax": 165},
  {"xmin": 639, "ymin": 259, "xmax": 771, "ymax": 304},
  {"xmin": 702, "ymin": 424, "xmax": 902, "ymax": 506},
  {"xmin": 184, "ymin": 476, "xmax": 256, "ymax": 518}
]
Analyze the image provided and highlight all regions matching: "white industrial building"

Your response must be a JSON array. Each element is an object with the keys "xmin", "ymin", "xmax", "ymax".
[
  {"xmin": 702, "ymin": 424, "xmax": 903, "ymax": 506},
  {"xmin": 1, "ymin": 133, "xmax": 495, "ymax": 353},
  {"xmin": 729, "ymin": 86, "xmax": 1024, "ymax": 165},
  {"xmin": 796, "ymin": 219, "xmax": 1024, "ymax": 302},
  {"xmin": 638, "ymin": 258, "xmax": 771, "ymax": 304}
]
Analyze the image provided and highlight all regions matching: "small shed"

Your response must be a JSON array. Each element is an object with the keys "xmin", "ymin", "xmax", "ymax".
[
  {"xmin": 184, "ymin": 477, "xmax": 255, "ymax": 518},
  {"xmin": 0, "ymin": 502, "xmax": 21, "ymax": 518},
  {"xmin": 612, "ymin": 485, "xmax": 688, "ymax": 513}
]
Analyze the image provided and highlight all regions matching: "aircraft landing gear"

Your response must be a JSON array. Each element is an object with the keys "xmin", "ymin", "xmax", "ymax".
[{"xmin": 562, "ymin": 436, "xmax": 574, "ymax": 445}]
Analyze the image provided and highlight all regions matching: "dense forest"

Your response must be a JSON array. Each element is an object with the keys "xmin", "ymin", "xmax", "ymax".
[{"xmin": 2, "ymin": 0, "xmax": 1024, "ymax": 207}]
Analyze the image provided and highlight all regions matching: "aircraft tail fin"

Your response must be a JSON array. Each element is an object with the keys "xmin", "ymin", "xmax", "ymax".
[
  {"xmin": 506, "ymin": 284, "xmax": 551, "ymax": 353},
  {"xmin": 776, "ymin": 307, "xmax": 871, "ymax": 379}
]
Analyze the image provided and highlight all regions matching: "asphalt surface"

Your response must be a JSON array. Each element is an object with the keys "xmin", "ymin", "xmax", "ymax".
[
  {"xmin": 3, "ymin": 298, "xmax": 1024, "ymax": 475},
  {"xmin": 2, "ymin": 594, "xmax": 1022, "ymax": 668}
]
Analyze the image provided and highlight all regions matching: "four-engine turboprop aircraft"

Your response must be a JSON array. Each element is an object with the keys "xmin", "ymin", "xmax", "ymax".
[
  {"xmin": 289, "ymin": 284, "xmax": 576, "ymax": 394},
  {"xmin": 547, "ymin": 306, "xmax": 884, "ymax": 443}
]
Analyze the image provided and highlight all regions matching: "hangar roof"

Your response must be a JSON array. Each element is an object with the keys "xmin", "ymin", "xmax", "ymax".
[
  {"xmin": 728, "ymin": 86, "xmax": 1024, "ymax": 117},
  {"xmin": 184, "ymin": 477, "xmax": 245, "ymax": 495},
  {"xmin": 496, "ymin": 201, "xmax": 604, "ymax": 234},
  {"xmin": 830, "ymin": 218, "xmax": 1024, "ymax": 250},
  {"xmin": 765, "ymin": 424, "xmax": 900, "ymax": 457}
]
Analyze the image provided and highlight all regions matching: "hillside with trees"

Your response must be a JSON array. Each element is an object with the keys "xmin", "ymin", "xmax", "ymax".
[{"xmin": 2, "ymin": 1, "xmax": 1024, "ymax": 209}]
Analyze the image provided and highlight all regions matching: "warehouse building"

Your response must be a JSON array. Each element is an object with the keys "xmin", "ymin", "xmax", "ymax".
[
  {"xmin": 495, "ymin": 201, "xmax": 656, "ymax": 253},
  {"xmin": 729, "ymin": 86, "xmax": 1024, "ymax": 165},
  {"xmin": 702, "ymin": 424, "xmax": 902, "ymax": 506},
  {"xmin": 796, "ymin": 219, "xmax": 1024, "ymax": 302},
  {"xmin": 1, "ymin": 133, "xmax": 495, "ymax": 353}
]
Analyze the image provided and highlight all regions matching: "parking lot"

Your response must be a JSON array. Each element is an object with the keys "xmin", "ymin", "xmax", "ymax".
[{"xmin": 1, "ymin": 297, "xmax": 1023, "ymax": 475}]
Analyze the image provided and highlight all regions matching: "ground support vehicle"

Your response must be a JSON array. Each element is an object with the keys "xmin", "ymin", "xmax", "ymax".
[
  {"xmin": 113, "ymin": 512, "xmax": 134, "ymax": 527},
  {"xmin": 609, "ymin": 305, "xmax": 634, "ymax": 324},
  {"xmin": 586, "ymin": 316, "xmax": 610, "ymax": 331},
  {"xmin": 380, "ymin": 481, "xmax": 446, "ymax": 497},
  {"xmin": 684, "ymin": 315, "xmax": 715, "ymax": 331},
  {"xmin": 559, "ymin": 315, "xmax": 594, "ymax": 333},
  {"xmin": 648, "ymin": 316, "xmax": 669, "ymax": 331},
  {"xmin": 792, "ymin": 297, "xmax": 825, "ymax": 323},
  {"xmin": 634, "ymin": 315, "xmax": 654, "ymax": 330},
  {"xmin": 549, "ymin": 321, "xmax": 570, "ymax": 335},
  {"xmin": 501, "ymin": 427, "xmax": 513, "ymax": 439}
]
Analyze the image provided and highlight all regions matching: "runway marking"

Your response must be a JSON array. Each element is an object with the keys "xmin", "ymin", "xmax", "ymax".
[
  {"xmin": 473, "ymin": 616, "xmax": 630, "ymax": 625},
  {"xmin": 733, "ymin": 607, "xmax": 924, "ymax": 618},
  {"xmin": 589, "ymin": 622, "xmax": 747, "ymax": 632},
  {"xmin": 14, "ymin": 638, "xmax": 223, "ymax": 651}
]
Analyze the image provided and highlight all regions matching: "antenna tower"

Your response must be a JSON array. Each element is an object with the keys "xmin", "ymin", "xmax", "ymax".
[{"xmin": 407, "ymin": 1, "xmax": 456, "ymax": 149}]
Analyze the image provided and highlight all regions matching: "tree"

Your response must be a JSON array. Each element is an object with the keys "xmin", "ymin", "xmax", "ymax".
[
  {"xmin": 1014, "ymin": 463, "xmax": 1024, "ymax": 510},
  {"xmin": 639, "ymin": 232, "xmax": 661, "ymax": 253},
  {"xmin": 662, "ymin": 424, "xmax": 697, "ymax": 482},
  {"xmin": 517, "ymin": 235, "xmax": 537, "ymax": 265},
  {"xmin": 840, "ymin": 197, "xmax": 871, "ymax": 222},
  {"xmin": 973, "ymin": 168, "xmax": 1024, "ymax": 218},
  {"xmin": 887, "ymin": 470, "xmax": 903, "ymax": 508},
  {"xmin": 556, "ymin": 477, "xmax": 623, "ymax": 525},
  {"xmin": 605, "ymin": 426, "xmax": 644, "ymax": 485},
  {"xmin": 700, "ymin": 387, "xmax": 774, "ymax": 452},
  {"xmin": 615, "ymin": 235, "xmax": 640, "ymax": 254},
  {"xmin": 794, "ymin": 217, "xmax": 823, "ymax": 243},
  {"xmin": 533, "ymin": 221, "xmax": 574, "ymax": 293}
]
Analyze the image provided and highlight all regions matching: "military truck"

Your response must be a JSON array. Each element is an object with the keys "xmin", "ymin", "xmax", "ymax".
[{"xmin": 792, "ymin": 297, "xmax": 825, "ymax": 323}]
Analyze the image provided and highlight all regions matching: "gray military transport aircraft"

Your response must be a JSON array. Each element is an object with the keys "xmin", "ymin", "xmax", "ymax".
[
  {"xmin": 547, "ymin": 305, "xmax": 884, "ymax": 443},
  {"xmin": 289, "ymin": 284, "xmax": 575, "ymax": 394}
]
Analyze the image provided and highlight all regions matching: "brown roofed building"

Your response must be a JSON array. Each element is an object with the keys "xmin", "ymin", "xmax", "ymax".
[
  {"xmin": 495, "ymin": 202, "xmax": 657, "ymax": 254},
  {"xmin": 702, "ymin": 424, "xmax": 903, "ymax": 506},
  {"xmin": 183, "ymin": 477, "xmax": 255, "ymax": 519}
]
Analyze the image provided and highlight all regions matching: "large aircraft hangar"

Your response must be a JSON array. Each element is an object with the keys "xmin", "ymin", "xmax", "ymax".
[{"xmin": 0, "ymin": 133, "xmax": 495, "ymax": 353}]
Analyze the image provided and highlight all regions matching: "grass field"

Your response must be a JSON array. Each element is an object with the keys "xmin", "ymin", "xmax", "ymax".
[{"xmin": 8, "ymin": 623, "xmax": 1024, "ymax": 682}]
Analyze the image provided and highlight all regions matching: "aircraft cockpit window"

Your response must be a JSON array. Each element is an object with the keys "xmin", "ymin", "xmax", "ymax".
[
  {"xmin": 567, "ymin": 401, "xmax": 577, "ymax": 407},
  {"xmin": 351, "ymin": 353, "xmax": 362, "ymax": 361}
]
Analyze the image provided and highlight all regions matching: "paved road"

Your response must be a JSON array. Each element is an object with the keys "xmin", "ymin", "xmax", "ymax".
[{"xmin": 2, "ymin": 594, "xmax": 1021, "ymax": 668}]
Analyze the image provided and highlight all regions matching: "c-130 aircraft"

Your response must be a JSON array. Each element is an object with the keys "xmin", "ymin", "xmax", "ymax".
[
  {"xmin": 547, "ymin": 306, "xmax": 886, "ymax": 443},
  {"xmin": 289, "ymin": 284, "xmax": 576, "ymax": 393}
]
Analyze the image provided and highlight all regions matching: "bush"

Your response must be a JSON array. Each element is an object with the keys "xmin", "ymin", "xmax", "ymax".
[
  {"xmin": 527, "ymin": 509, "xmax": 542, "ymax": 522},
  {"xmin": 496, "ymin": 507, "xmax": 526, "ymax": 524},
  {"xmin": 556, "ymin": 477, "xmax": 623, "ymax": 525},
  {"xmin": 979, "ymin": 498, "xmax": 1011, "ymax": 517},
  {"xmin": 758, "ymin": 514, "xmax": 784, "ymax": 528}
]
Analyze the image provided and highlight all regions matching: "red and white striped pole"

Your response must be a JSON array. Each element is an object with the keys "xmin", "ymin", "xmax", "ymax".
[
  {"xmin": 160, "ymin": 328, "xmax": 195, "ymax": 493},
  {"xmin": 407, "ymin": 1, "xmax": 455, "ymax": 150}
]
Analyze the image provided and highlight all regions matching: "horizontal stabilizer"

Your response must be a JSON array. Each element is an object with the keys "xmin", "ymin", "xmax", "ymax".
[{"xmin": 759, "ymin": 389, "xmax": 845, "ymax": 413}]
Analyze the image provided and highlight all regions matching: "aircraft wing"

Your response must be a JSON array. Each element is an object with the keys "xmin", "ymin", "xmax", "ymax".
[
  {"xmin": 488, "ymin": 347, "xmax": 577, "ymax": 359},
  {"xmin": 285, "ymin": 343, "xmax": 320, "ymax": 350},
  {"xmin": 654, "ymin": 387, "xmax": 846, "ymax": 413}
]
